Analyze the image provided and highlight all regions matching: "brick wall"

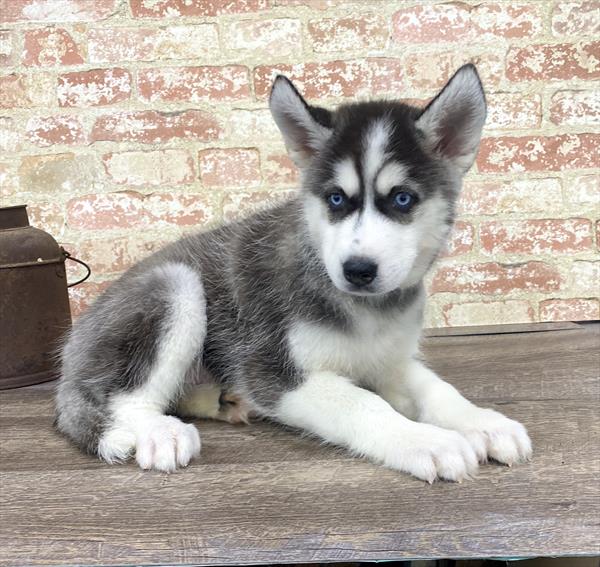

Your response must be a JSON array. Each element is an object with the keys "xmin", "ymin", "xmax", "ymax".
[{"xmin": 1, "ymin": 0, "xmax": 598, "ymax": 327}]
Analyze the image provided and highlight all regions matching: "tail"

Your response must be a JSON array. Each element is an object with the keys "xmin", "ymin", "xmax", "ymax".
[
  {"xmin": 54, "ymin": 260, "xmax": 207, "ymax": 461},
  {"xmin": 55, "ymin": 380, "xmax": 106, "ymax": 456}
]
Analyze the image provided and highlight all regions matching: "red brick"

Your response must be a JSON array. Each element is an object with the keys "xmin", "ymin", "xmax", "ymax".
[
  {"xmin": 0, "ymin": 117, "xmax": 22, "ymax": 152},
  {"xmin": 199, "ymin": 148, "xmax": 260, "ymax": 188},
  {"xmin": 443, "ymin": 221, "xmax": 474, "ymax": 257},
  {"xmin": 262, "ymin": 153, "xmax": 299, "ymax": 185},
  {"xmin": 138, "ymin": 66, "xmax": 250, "ymax": 103},
  {"xmin": 224, "ymin": 19, "xmax": 301, "ymax": 56},
  {"xmin": 222, "ymin": 189, "xmax": 295, "ymax": 221},
  {"xmin": 58, "ymin": 68, "xmax": 131, "ymax": 107},
  {"xmin": 472, "ymin": 3, "xmax": 544, "ymax": 39},
  {"xmin": 571, "ymin": 174, "xmax": 599, "ymax": 204},
  {"xmin": 67, "ymin": 191, "xmax": 146, "ymax": 229},
  {"xmin": 552, "ymin": 1, "xmax": 600, "ymax": 36},
  {"xmin": 477, "ymin": 134, "xmax": 599, "ymax": 173},
  {"xmin": 0, "ymin": 0, "xmax": 117, "ymax": 23},
  {"xmin": 480, "ymin": 219, "xmax": 593, "ymax": 255},
  {"xmin": 570, "ymin": 261, "xmax": 599, "ymax": 295},
  {"xmin": 254, "ymin": 58, "xmax": 405, "ymax": 99},
  {"xmin": 92, "ymin": 110, "xmax": 221, "ymax": 144},
  {"xmin": 23, "ymin": 28, "xmax": 83, "ymax": 66},
  {"xmin": 506, "ymin": 42, "xmax": 600, "ymax": 81},
  {"xmin": 27, "ymin": 201, "xmax": 65, "ymax": 235},
  {"xmin": 103, "ymin": 150, "xmax": 195, "ymax": 187},
  {"xmin": 271, "ymin": 0, "xmax": 346, "ymax": 7},
  {"xmin": 404, "ymin": 51, "xmax": 456, "ymax": 90},
  {"xmin": 130, "ymin": 0, "xmax": 267, "ymax": 18},
  {"xmin": 18, "ymin": 153, "xmax": 97, "ymax": 194},
  {"xmin": 228, "ymin": 109, "xmax": 281, "ymax": 143},
  {"xmin": 404, "ymin": 50, "xmax": 503, "ymax": 90},
  {"xmin": 459, "ymin": 178, "xmax": 562, "ymax": 216},
  {"xmin": 550, "ymin": 90, "xmax": 600, "ymax": 126},
  {"xmin": 254, "ymin": 60, "xmax": 370, "ymax": 100},
  {"xmin": 0, "ymin": 73, "xmax": 55, "ymax": 108},
  {"xmin": 66, "ymin": 190, "xmax": 214, "ymax": 232},
  {"xmin": 72, "ymin": 236, "xmax": 165, "ymax": 275},
  {"xmin": 540, "ymin": 298, "xmax": 600, "ymax": 322},
  {"xmin": 0, "ymin": 30, "xmax": 14, "ymax": 65},
  {"xmin": 309, "ymin": 14, "xmax": 388, "ymax": 52},
  {"xmin": 69, "ymin": 281, "xmax": 111, "ymax": 318},
  {"xmin": 392, "ymin": 3, "xmax": 542, "ymax": 44},
  {"xmin": 87, "ymin": 25, "xmax": 218, "ymax": 63},
  {"xmin": 443, "ymin": 300, "xmax": 534, "ymax": 327},
  {"xmin": 26, "ymin": 115, "xmax": 86, "ymax": 146},
  {"xmin": 431, "ymin": 261, "xmax": 561, "ymax": 294},
  {"xmin": 367, "ymin": 58, "xmax": 405, "ymax": 95},
  {"xmin": 486, "ymin": 93, "xmax": 541, "ymax": 130},
  {"xmin": 145, "ymin": 193, "xmax": 214, "ymax": 227},
  {"xmin": 392, "ymin": 3, "xmax": 472, "ymax": 43}
]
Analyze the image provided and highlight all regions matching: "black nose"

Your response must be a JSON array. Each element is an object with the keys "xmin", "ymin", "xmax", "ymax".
[{"xmin": 343, "ymin": 257, "xmax": 378, "ymax": 287}]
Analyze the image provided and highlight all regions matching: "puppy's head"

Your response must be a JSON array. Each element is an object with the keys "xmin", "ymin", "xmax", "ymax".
[{"xmin": 269, "ymin": 65, "xmax": 486, "ymax": 296}]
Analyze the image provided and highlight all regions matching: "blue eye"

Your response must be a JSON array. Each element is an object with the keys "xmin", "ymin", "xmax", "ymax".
[
  {"xmin": 328, "ymin": 192, "xmax": 345, "ymax": 208},
  {"xmin": 393, "ymin": 190, "xmax": 415, "ymax": 211}
]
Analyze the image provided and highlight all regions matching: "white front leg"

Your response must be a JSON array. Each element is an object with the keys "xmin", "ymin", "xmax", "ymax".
[
  {"xmin": 379, "ymin": 360, "xmax": 532, "ymax": 465},
  {"xmin": 275, "ymin": 371, "xmax": 478, "ymax": 483}
]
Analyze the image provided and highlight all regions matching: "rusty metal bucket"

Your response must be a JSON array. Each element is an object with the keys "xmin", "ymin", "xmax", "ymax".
[{"xmin": 0, "ymin": 205, "xmax": 89, "ymax": 389}]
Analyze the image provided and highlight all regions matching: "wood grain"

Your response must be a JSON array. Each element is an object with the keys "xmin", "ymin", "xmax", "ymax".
[{"xmin": 1, "ymin": 323, "xmax": 599, "ymax": 566}]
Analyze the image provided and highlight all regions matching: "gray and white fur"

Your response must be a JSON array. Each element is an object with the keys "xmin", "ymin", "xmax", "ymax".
[{"xmin": 56, "ymin": 65, "xmax": 532, "ymax": 481}]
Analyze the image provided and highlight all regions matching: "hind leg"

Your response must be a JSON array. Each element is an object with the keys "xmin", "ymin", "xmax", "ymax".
[
  {"xmin": 98, "ymin": 263, "xmax": 206, "ymax": 472},
  {"xmin": 178, "ymin": 385, "xmax": 252, "ymax": 424}
]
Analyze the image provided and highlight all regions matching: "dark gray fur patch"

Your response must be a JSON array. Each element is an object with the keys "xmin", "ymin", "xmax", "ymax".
[{"xmin": 55, "ymin": 267, "xmax": 181, "ymax": 454}]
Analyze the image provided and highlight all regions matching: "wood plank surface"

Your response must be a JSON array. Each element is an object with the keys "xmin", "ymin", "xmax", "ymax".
[
  {"xmin": 1, "ymin": 323, "xmax": 599, "ymax": 566},
  {"xmin": 423, "ymin": 320, "xmax": 581, "ymax": 337}
]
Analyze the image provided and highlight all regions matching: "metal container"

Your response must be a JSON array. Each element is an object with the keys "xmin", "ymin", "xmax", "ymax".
[{"xmin": 0, "ymin": 205, "xmax": 88, "ymax": 389}]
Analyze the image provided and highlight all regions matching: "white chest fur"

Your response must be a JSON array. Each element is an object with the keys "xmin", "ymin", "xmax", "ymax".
[{"xmin": 287, "ymin": 299, "xmax": 423, "ymax": 385}]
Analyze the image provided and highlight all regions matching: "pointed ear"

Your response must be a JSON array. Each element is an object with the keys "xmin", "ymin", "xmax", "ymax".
[
  {"xmin": 415, "ymin": 64, "xmax": 487, "ymax": 173},
  {"xmin": 269, "ymin": 75, "xmax": 333, "ymax": 168}
]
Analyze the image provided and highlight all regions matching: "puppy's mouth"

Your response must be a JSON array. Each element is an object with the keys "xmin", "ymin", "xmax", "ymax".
[{"xmin": 334, "ymin": 281, "xmax": 384, "ymax": 296}]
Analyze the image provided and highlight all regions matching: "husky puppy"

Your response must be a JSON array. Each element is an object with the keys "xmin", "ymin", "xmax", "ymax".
[{"xmin": 56, "ymin": 64, "xmax": 532, "ymax": 482}]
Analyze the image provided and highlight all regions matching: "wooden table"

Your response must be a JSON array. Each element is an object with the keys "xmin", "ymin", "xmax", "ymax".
[{"xmin": 1, "ymin": 322, "xmax": 599, "ymax": 566}]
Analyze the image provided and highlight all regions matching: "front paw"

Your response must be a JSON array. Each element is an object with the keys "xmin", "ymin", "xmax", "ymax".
[
  {"xmin": 457, "ymin": 408, "xmax": 532, "ymax": 466},
  {"xmin": 135, "ymin": 415, "xmax": 201, "ymax": 472},
  {"xmin": 383, "ymin": 424, "xmax": 479, "ymax": 483}
]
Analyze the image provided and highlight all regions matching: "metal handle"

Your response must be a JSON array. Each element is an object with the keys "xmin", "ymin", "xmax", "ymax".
[{"xmin": 62, "ymin": 249, "xmax": 91, "ymax": 287}]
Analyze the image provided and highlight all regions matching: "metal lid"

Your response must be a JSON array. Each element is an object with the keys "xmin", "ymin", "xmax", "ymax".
[
  {"xmin": 0, "ymin": 205, "xmax": 64, "ymax": 268},
  {"xmin": 0, "ymin": 205, "xmax": 29, "ymax": 229}
]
